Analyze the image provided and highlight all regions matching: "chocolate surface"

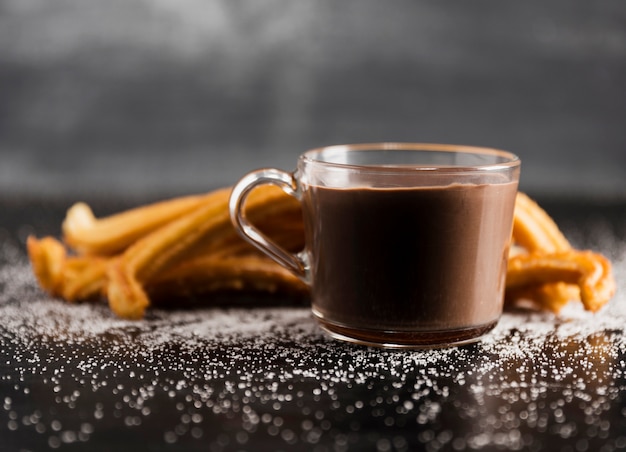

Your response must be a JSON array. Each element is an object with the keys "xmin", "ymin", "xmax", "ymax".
[{"xmin": 302, "ymin": 182, "xmax": 518, "ymax": 337}]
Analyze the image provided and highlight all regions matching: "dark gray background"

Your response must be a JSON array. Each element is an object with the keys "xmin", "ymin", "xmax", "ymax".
[{"xmin": 1, "ymin": 0, "xmax": 625, "ymax": 200}]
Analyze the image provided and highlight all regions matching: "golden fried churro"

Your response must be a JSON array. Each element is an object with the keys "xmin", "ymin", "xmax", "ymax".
[
  {"xmin": 506, "ymin": 250, "xmax": 616, "ymax": 312},
  {"xmin": 512, "ymin": 192, "xmax": 571, "ymax": 253},
  {"xmin": 175, "ymin": 192, "xmax": 303, "ymax": 262},
  {"xmin": 63, "ymin": 193, "xmax": 218, "ymax": 256},
  {"xmin": 105, "ymin": 189, "xmax": 230, "ymax": 319},
  {"xmin": 147, "ymin": 254, "xmax": 307, "ymax": 303},
  {"xmin": 106, "ymin": 186, "xmax": 300, "ymax": 319},
  {"xmin": 60, "ymin": 256, "xmax": 109, "ymax": 301},
  {"xmin": 508, "ymin": 192, "xmax": 584, "ymax": 312},
  {"xmin": 505, "ymin": 282, "xmax": 580, "ymax": 313},
  {"xmin": 27, "ymin": 236, "xmax": 109, "ymax": 302},
  {"xmin": 27, "ymin": 236, "xmax": 66, "ymax": 297}
]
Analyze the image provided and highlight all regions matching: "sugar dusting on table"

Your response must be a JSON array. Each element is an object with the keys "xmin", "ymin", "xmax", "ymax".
[{"xmin": 1, "ymin": 238, "xmax": 625, "ymax": 451}]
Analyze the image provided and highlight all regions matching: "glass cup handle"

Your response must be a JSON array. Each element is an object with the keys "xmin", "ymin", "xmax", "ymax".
[{"xmin": 229, "ymin": 168, "xmax": 310, "ymax": 284}]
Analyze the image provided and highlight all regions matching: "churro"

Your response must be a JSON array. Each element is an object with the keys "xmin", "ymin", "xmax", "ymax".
[
  {"xmin": 106, "ymin": 186, "xmax": 301, "ymax": 319},
  {"xmin": 512, "ymin": 192, "xmax": 572, "ymax": 253},
  {"xmin": 148, "ymin": 254, "xmax": 307, "ymax": 304},
  {"xmin": 27, "ymin": 236, "xmax": 108, "ymax": 302},
  {"xmin": 27, "ymin": 236, "xmax": 66, "ymax": 297},
  {"xmin": 63, "ymin": 193, "xmax": 220, "ymax": 256},
  {"xmin": 506, "ymin": 250, "xmax": 615, "ymax": 312}
]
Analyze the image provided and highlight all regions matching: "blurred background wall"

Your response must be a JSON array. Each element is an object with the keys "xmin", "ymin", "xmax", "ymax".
[{"xmin": 1, "ymin": 0, "xmax": 625, "ymax": 200}]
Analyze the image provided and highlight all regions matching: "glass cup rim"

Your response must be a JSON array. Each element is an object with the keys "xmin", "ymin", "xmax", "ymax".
[{"xmin": 299, "ymin": 142, "xmax": 521, "ymax": 173}]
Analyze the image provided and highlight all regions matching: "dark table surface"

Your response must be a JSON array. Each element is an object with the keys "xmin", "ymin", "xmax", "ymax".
[{"xmin": 1, "ymin": 196, "xmax": 625, "ymax": 451}]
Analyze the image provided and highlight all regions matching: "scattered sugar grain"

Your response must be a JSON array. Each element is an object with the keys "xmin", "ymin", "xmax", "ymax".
[{"xmin": 0, "ymin": 239, "xmax": 625, "ymax": 449}]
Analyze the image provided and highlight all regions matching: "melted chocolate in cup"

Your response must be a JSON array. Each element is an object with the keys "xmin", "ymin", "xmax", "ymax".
[
  {"xmin": 303, "ymin": 181, "xmax": 518, "ymax": 348},
  {"xmin": 230, "ymin": 143, "xmax": 521, "ymax": 349}
]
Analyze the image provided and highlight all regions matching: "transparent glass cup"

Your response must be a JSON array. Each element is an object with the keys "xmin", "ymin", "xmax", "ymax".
[{"xmin": 229, "ymin": 143, "xmax": 521, "ymax": 348}]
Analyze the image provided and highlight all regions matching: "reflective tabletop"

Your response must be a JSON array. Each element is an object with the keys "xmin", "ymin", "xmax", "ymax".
[{"xmin": 1, "ymin": 197, "xmax": 624, "ymax": 451}]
